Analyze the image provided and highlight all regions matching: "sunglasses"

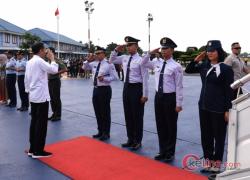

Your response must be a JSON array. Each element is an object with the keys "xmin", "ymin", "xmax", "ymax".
[{"xmin": 233, "ymin": 47, "xmax": 241, "ymax": 50}]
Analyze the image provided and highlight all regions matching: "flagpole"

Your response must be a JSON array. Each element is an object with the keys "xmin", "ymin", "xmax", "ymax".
[{"xmin": 57, "ymin": 14, "xmax": 60, "ymax": 59}]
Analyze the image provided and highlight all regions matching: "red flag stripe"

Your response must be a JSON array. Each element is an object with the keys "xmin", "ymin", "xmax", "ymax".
[{"xmin": 55, "ymin": 8, "xmax": 59, "ymax": 16}]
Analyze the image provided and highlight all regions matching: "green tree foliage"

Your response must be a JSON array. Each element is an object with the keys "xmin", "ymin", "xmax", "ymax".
[
  {"xmin": 19, "ymin": 32, "xmax": 41, "ymax": 50},
  {"xmin": 177, "ymin": 46, "xmax": 200, "ymax": 67},
  {"xmin": 137, "ymin": 46, "xmax": 144, "ymax": 55},
  {"xmin": 88, "ymin": 41, "xmax": 95, "ymax": 53},
  {"xmin": 105, "ymin": 42, "xmax": 144, "ymax": 57},
  {"xmin": 106, "ymin": 42, "xmax": 118, "ymax": 57}
]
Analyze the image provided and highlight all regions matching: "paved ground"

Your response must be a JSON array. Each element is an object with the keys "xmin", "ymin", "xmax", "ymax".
[{"xmin": 1, "ymin": 74, "xmax": 241, "ymax": 179}]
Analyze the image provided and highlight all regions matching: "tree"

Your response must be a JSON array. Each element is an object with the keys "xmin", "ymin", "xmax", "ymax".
[
  {"xmin": 88, "ymin": 41, "xmax": 95, "ymax": 53},
  {"xmin": 106, "ymin": 42, "xmax": 118, "ymax": 57},
  {"xmin": 137, "ymin": 46, "xmax": 144, "ymax": 55},
  {"xmin": 19, "ymin": 32, "xmax": 41, "ymax": 50}
]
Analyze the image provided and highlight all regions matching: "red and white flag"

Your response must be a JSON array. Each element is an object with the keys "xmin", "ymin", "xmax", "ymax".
[{"xmin": 55, "ymin": 7, "xmax": 59, "ymax": 16}]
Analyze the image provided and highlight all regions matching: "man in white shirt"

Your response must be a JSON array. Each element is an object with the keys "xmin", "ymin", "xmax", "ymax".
[
  {"xmin": 142, "ymin": 37, "xmax": 183, "ymax": 162},
  {"xmin": 25, "ymin": 42, "xmax": 58, "ymax": 158},
  {"xmin": 109, "ymin": 36, "xmax": 149, "ymax": 150},
  {"xmin": 82, "ymin": 46, "xmax": 118, "ymax": 141}
]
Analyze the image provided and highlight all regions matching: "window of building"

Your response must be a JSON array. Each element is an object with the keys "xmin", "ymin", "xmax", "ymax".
[
  {"xmin": 5, "ymin": 34, "xmax": 10, "ymax": 43},
  {"xmin": 12, "ymin": 35, "xmax": 18, "ymax": 44}
]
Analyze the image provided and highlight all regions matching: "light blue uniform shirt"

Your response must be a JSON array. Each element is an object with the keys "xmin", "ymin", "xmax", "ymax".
[
  {"xmin": 82, "ymin": 59, "xmax": 118, "ymax": 86},
  {"xmin": 16, "ymin": 58, "xmax": 27, "ymax": 76},
  {"xmin": 109, "ymin": 51, "xmax": 149, "ymax": 97},
  {"xmin": 6, "ymin": 57, "xmax": 16, "ymax": 75},
  {"xmin": 142, "ymin": 54, "xmax": 183, "ymax": 107}
]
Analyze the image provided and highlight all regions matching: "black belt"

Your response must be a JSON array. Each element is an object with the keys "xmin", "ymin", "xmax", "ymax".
[
  {"xmin": 125, "ymin": 82, "xmax": 142, "ymax": 87},
  {"xmin": 94, "ymin": 85, "xmax": 110, "ymax": 89},
  {"xmin": 156, "ymin": 92, "xmax": 176, "ymax": 96},
  {"xmin": 6, "ymin": 74, "xmax": 16, "ymax": 77}
]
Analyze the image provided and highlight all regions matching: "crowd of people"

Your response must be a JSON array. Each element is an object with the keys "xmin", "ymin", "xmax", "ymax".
[{"xmin": 0, "ymin": 37, "xmax": 249, "ymax": 176}]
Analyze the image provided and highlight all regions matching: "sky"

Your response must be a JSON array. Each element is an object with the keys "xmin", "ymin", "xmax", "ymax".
[{"xmin": 1, "ymin": 0, "xmax": 249, "ymax": 53}]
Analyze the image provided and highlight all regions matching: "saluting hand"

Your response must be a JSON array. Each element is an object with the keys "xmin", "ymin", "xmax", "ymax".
[
  {"xmin": 87, "ymin": 53, "xmax": 95, "ymax": 62},
  {"xmin": 194, "ymin": 51, "xmax": 206, "ymax": 62},
  {"xmin": 46, "ymin": 50, "xmax": 55, "ymax": 62},
  {"xmin": 175, "ymin": 106, "xmax": 182, "ymax": 112},
  {"xmin": 150, "ymin": 48, "xmax": 161, "ymax": 54},
  {"xmin": 140, "ymin": 97, "xmax": 148, "ymax": 104},
  {"xmin": 115, "ymin": 45, "xmax": 125, "ymax": 52}
]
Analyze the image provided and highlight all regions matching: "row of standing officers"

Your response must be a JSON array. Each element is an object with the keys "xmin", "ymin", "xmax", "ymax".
[
  {"xmin": 82, "ymin": 36, "xmax": 184, "ymax": 161},
  {"xmin": 83, "ymin": 36, "xmax": 249, "ymax": 174}
]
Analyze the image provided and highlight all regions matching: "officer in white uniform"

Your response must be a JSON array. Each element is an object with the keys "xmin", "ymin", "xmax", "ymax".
[
  {"xmin": 109, "ymin": 36, "xmax": 149, "ymax": 150},
  {"xmin": 5, "ymin": 51, "xmax": 17, "ymax": 107},
  {"xmin": 142, "ymin": 37, "xmax": 183, "ymax": 162},
  {"xmin": 83, "ymin": 46, "xmax": 118, "ymax": 141},
  {"xmin": 16, "ymin": 50, "xmax": 29, "ymax": 111}
]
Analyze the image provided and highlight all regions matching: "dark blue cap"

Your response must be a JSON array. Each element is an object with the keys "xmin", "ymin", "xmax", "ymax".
[
  {"xmin": 206, "ymin": 40, "xmax": 222, "ymax": 52},
  {"xmin": 94, "ymin": 46, "xmax": 106, "ymax": 53},
  {"xmin": 16, "ymin": 50, "xmax": 24, "ymax": 55},
  {"xmin": 160, "ymin": 37, "xmax": 177, "ymax": 49},
  {"xmin": 124, "ymin": 36, "xmax": 140, "ymax": 44},
  {"xmin": 4, "ymin": 50, "xmax": 14, "ymax": 55}
]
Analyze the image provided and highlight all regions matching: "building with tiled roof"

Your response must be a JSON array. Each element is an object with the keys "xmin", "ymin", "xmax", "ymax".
[
  {"xmin": 0, "ymin": 18, "xmax": 88, "ymax": 58},
  {"xmin": 0, "ymin": 18, "xmax": 26, "ymax": 51}
]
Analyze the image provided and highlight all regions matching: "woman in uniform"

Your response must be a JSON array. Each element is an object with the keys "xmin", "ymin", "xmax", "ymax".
[{"xmin": 185, "ymin": 40, "xmax": 234, "ymax": 173}]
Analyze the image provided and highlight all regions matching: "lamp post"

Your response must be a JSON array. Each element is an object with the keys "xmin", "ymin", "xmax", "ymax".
[
  {"xmin": 147, "ymin": 13, "xmax": 153, "ymax": 51},
  {"xmin": 84, "ymin": 1, "xmax": 94, "ymax": 51}
]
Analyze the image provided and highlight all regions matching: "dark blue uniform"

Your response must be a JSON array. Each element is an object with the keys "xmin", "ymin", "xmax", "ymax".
[{"xmin": 185, "ymin": 60, "xmax": 234, "ymax": 162}]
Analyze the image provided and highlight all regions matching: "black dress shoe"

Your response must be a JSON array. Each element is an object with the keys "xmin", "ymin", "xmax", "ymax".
[
  {"xmin": 99, "ymin": 134, "xmax": 110, "ymax": 141},
  {"xmin": 17, "ymin": 107, "xmax": 22, "ymax": 111},
  {"xmin": 9, "ymin": 104, "xmax": 16, "ymax": 108},
  {"xmin": 154, "ymin": 153, "xmax": 166, "ymax": 160},
  {"xmin": 200, "ymin": 167, "xmax": 211, "ymax": 173},
  {"xmin": 51, "ymin": 117, "xmax": 61, "ymax": 122},
  {"xmin": 130, "ymin": 143, "xmax": 142, "ymax": 151},
  {"xmin": 92, "ymin": 133, "xmax": 102, "ymax": 138},
  {"xmin": 48, "ymin": 115, "xmax": 54, "ymax": 120},
  {"xmin": 20, "ymin": 107, "xmax": 28, "ymax": 111},
  {"xmin": 163, "ymin": 155, "xmax": 175, "ymax": 162},
  {"xmin": 121, "ymin": 141, "xmax": 133, "ymax": 148}
]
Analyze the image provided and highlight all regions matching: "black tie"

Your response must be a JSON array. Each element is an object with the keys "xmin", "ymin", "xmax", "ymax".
[
  {"xmin": 125, "ymin": 56, "xmax": 133, "ymax": 84},
  {"xmin": 158, "ymin": 61, "xmax": 166, "ymax": 94},
  {"xmin": 93, "ymin": 62, "xmax": 101, "ymax": 86}
]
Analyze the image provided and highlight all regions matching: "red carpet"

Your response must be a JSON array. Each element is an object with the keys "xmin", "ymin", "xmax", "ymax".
[{"xmin": 40, "ymin": 136, "xmax": 206, "ymax": 180}]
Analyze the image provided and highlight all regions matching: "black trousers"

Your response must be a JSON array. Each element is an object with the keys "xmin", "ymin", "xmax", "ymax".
[
  {"xmin": 199, "ymin": 109, "xmax": 227, "ymax": 161},
  {"xmin": 29, "ymin": 101, "xmax": 49, "ymax": 153},
  {"xmin": 123, "ymin": 83, "xmax": 144, "ymax": 144},
  {"xmin": 48, "ymin": 79, "xmax": 62, "ymax": 118},
  {"xmin": 154, "ymin": 92, "xmax": 178, "ymax": 156},
  {"xmin": 17, "ymin": 75, "xmax": 29, "ymax": 107},
  {"xmin": 92, "ymin": 86, "xmax": 112, "ymax": 135},
  {"xmin": 6, "ymin": 74, "xmax": 16, "ymax": 106}
]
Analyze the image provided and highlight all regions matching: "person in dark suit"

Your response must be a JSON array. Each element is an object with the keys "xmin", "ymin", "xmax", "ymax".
[
  {"xmin": 185, "ymin": 40, "xmax": 234, "ymax": 173},
  {"xmin": 48, "ymin": 47, "xmax": 67, "ymax": 121}
]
